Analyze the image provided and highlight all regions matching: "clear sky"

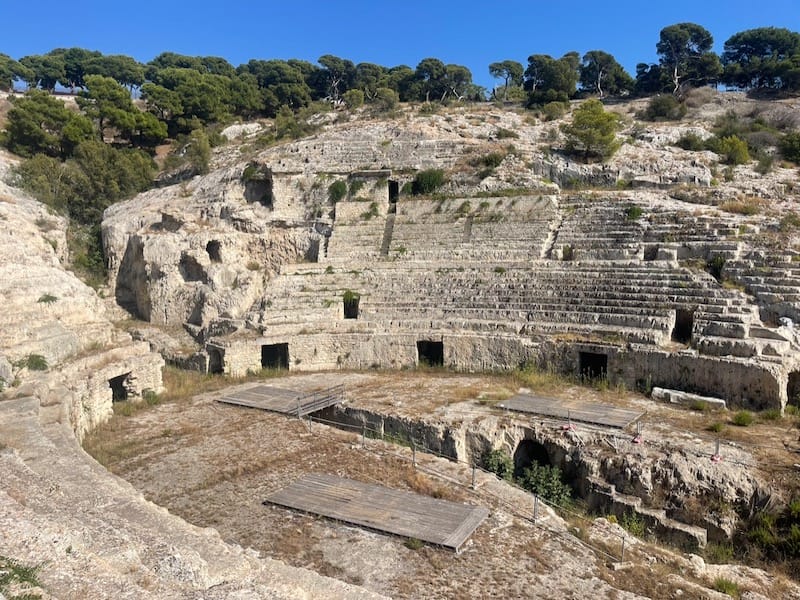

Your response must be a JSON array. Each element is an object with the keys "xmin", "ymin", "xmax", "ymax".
[{"xmin": 3, "ymin": 0, "xmax": 799, "ymax": 90}]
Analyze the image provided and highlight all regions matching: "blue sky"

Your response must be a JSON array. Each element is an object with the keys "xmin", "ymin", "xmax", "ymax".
[{"xmin": 3, "ymin": 1, "xmax": 799, "ymax": 90}]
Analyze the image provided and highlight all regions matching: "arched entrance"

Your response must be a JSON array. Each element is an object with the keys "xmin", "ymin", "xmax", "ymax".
[{"xmin": 513, "ymin": 439, "xmax": 550, "ymax": 477}]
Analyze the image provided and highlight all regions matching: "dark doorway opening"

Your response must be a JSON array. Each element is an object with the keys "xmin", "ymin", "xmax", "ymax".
[
  {"xmin": 262, "ymin": 343, "xmax": 289, "ymax": 370},
  {"xmin": 513, "ymin": 439, "xmax": 550, "ymax": 477},
  {"xmin": 244, "ymin": 175, "xmax": 274, "ymax": 208},
  {"xmin": 343, "ymin": 295, "xmax": 360, "ymax": 319},
  {"xmin": 579, "ymin": 351, "xmax": 607, "ymax": 380},
  {"xmin": 208, "ymin": 348, "xmax": 224, "ymax": 374},
  {"xmin": 388, "ymin": 180, "xmax": 399, "ymax": 203},
  {"xmin": 643, "ymin": 245, "xmax": 659, "ymax": 261},
  {"xmin": 788, "ymin": 371, "xmax": 800, "ymax": 407},
  {"xmin": 109, "ymin": 373, "xmax": 131, "ymax": 402},
  {"xmin": 672, "ymin": 309, "xmax": 694, "ymax": 344},
  {"xmin": 206, "ymin": 240, "xmax": 222, "ymax": 262},
  {"xmin": 417, "ymin": 340, "xmax": 444, "ymax": 367},
  {"xmin": 179, "ymin": 254, "xmax": 205, "ymax": 282}
]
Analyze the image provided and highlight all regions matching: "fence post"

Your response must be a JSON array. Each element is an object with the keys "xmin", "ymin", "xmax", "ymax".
[
  {"xmin": 471, "ymin": 465, "xmax": 476, "ymax": 490},
  {"xmin": 620, "ymin": 536, "xmax": 626, "ymax": 562}
]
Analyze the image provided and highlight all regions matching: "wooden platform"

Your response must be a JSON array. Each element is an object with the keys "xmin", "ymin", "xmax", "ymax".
[
  {"xmin": 498, "ymin": 394, "xmax": 644, "ymax": 429},
  {"xmin": 217, "ymin": 384, "xmax": 344, "ymax": 417},
  {"xmin": 264, "ymin": 473, "xmax": 489, "ymax": 552}
]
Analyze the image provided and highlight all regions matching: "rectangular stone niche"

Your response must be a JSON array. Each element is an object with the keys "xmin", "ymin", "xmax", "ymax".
[
  {"xmin": 109, "ymin": 372, "xmax": 132, "ymax": 402},
  {"xmin": 417, "ymin": 340, "xmax": 444, "ymax": 367},
  {"xmin": 261, "ymin": 343, "xmax": 289, "ymax": 370},
  {"xmin": 578, "ymin": 352, "xmax": 607, "ymax": 380}
]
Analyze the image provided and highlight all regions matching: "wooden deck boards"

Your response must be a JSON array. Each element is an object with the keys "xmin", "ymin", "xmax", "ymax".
[
  {"xmin": 498, "ymin": 394, "xmax": 644, "ymax": 429},
  {"xmin": 217, "ymin": 384, "xmax": 343, "ymax": 416},
  {"xmin": 264, "ymin": 473, "xmax": 489, "ymax": 551}
]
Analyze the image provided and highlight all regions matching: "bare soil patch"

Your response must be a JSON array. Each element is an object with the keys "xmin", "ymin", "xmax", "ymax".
[{"xmin": 84, "ymin": 368, "xmax": 800, "ymax": 598}]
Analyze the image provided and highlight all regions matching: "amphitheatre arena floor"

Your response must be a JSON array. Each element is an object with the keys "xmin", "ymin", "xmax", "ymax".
[{"xmin": 84, "ymin": 369, "xmax": 800, "ymax": 599}]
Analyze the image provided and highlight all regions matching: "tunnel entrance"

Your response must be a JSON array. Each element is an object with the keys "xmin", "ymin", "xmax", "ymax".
[
  {"xmin": 109, "ymin": 373, "xmax": 131, "ymax": 402},
  {"xmin": 671, "ymin": 308, "xmax": 694, "ymax": 344},
  {"xmin": 261, "ymin": 343, "xmax": 289, "ymax": 370},
  {"xmin": 417, "ymin": 340, "xmax": 444, "ymax": 367},
  {"xmin": 788, "ymin": 371, "xmax": 800, "ymax": 408},
  {"xmin": 388, "ymin": 180, "xmax": 399, "ymax": 203},
  {"xmin": 343, "ymin": 294, "xmax": 360, "ymax": 319},
  {"xmin": 579, "ymin": 351, "xmax": 607, "ymax": 380},
  {"xmin": 513, "ymin": 439, "xmax": 550, "ymax": 477},
  {"xmin": 208, "ymin": 348, "xmax": 224, "ymax": 374},
  {"xmin": 206, "ymin": 240, "xmax": 222, "ymax": 262}
]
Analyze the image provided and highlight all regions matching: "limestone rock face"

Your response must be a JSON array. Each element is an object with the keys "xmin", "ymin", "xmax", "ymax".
[
  {"xmin": 0, "ymin": 153, "xmax": 164, "ymax": 438},
  {"xmin": 103, "ymin": 165, "xmax": 322, "ymax": 331}
]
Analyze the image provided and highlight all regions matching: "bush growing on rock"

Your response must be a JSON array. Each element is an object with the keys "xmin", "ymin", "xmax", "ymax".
[
  {"xmin": 328, "ymin": 180, "xmax": 348, "ymax": 203},
  {"xmin": 560, "ymin": 99, "xmax": 620, "ymax": 161},
  {"xmin": 780, "ymin": 132, "xmax": 800, "ymax": 163},
  {"xmin": 640, "ymin": 94, "xmax": 687, "ymax": 121},
  {"xmin": 483, "ymin": 449, "xmax": 513, "ymax": 481},
  {"xmin": 411, "ymin": 168, "xmax": 446, "ymax": 195},
  {"xmin": 710, "ymin": 135, "xmax": 750, "ymax": 165},
  {"xmin": 343, "ymin": 89, "xmax": 364, "ymax": 110},
  {"xmin": 517, "ymin": 463, "xmax": 573, "ymax": 506}
]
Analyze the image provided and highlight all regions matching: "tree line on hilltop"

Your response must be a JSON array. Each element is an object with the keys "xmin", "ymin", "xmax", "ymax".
[{"xmin": 0, "ymin": 22, "xmax": 798, "ymax": 286}]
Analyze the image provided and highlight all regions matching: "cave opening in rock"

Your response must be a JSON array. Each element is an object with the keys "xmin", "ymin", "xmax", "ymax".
[
  {"xmin": 388, "ymin": 180, "xmax": 399, "ymax": 203},
  {"xmin": 261, "ymin": 343, "xmax": 289, "ymax": 370},
  {"xmin": 671, "ymin": 308, "xmax": 694, "ymax": 344},
  {"xmin": 244, "ymin": 175, "xmax": 273, "ymax": 208},
  {"xmin": 788, "ymin": 371, "xmax": 800, "ymax": 407},
  {"xmin": 206, "ymin": 240, "xmax": 222, "ymax": 263},
  {"xmin": 578, "ymin": 351, "xmax": 607, "ymax": 380},
  {"xmin": 343, "ymin": 295, "xmax": 360, "ymax": 319},
  {"xmin": 208, "ymin": 348, "xmax": 224, "ymax": 374},
  {"xmin": 513, "ymin": 439, "xmax": 550, "ymax": 477},
  {"xmin": 417, "ymin": 340, "xmax": 444, "ymax": 367},
  {"xmin": 643, "ymin": 245, "xmax": 659, "ymax": 261},
  {"xmin": 109, "ymin": 373, "xmax": 131, "ymax": 402},
  {"xmin": 179, "ymin": 254, "xmax": 206, "ymax": 282}
]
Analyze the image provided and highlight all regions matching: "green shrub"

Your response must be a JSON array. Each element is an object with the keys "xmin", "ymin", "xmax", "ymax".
[
  {"xmin": 760, "ymin": 408, "xmax": 782, "ymax": 421},
  {"xmin": 404, "ymin": 537, "xmax": 423, "ymax": 550},
  {"xmin": 732, "ymin": 410, "xmax": 754, "ymax": 426},
  {"xmin": 560, "ymin": 99, "xmax": 621, "ymax": 161},
  {"xmin": 705, "ymin": 542, "xmax": 734, "ymax": 564},
  {"xmin": 541, "ymin": 101, "xmax": 567, "ymax": 121},
  {"xmin": 342, "ymin": 89, "xmax": 364, "ymax": 109},
  {"xmin": 372, "ymin": 87, "xmax": 399, "ymax": 112},
  {"xmin": 675, "ymin": 132, "xmax": 706, "ymax": 151},
  {"xmin": 349, "ymin": 179, "xmax": 365, "ymax": 197},
  {"xmin": 713, "ymin": 577, "xmax": 740, "ymax": 597},
  {"xmin": 706, "ymin": 255, "xmax": 726, "ymax": 281},
  {"xmin": 713, "ymin": 135, "xmax": 751, "ymax": 165},
  {"xmin": 625, "ymin": 205, "xmax": 643, "ymax": 220},
  {"xmin": 15, "ymin": 354, "xmax": 48, "ymax": 372},
  {"xmin": 37, "ymin": 293, "xmax": 58, "ymax": 304},
  {"xmin": 481, "ymin": 152, "xmax": 506, "ymax": 169},
  {"xmin": 779, "ymin": 132, "xmax": 800, "ymax": 163},
  {"xmin": 707, "ymin": 422, "xmax": 725, "ymax": 433},
  {"xmin": 0, "ymin": 555, "xmax": 43, "ymax": 599},
  {"xmin": 619, "ymin": 511, "xmax": 646, "ymax": 537},
  {"xmin": 641, "ymin": 95, "xmax": 686, "ymax": 121},
  {"xmin": 412, "ymin": 169, "xmax": 446, "ymax": 195},
  {"xmin": 518, "ymin": 463, "xmax": 573, "ymax": 506},
  {"xmin": 482, "ymin": 449, "xmax": 513, "ymax": 481},
  {"xmin": 328, "ymin": 180, "xmax": 347, "ymax": 203},
  {"xmin": 496, "ymin": 127, "xmax": 518, "ymax": 139}
]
